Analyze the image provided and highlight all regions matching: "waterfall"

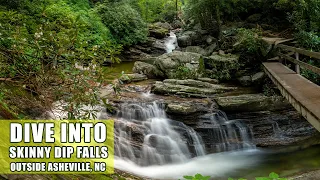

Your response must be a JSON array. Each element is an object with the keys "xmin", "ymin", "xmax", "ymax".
[
  {"xmin": 115, "ymin": 102, "xmax": 206, "ymax": 166},
  {"xmin": 165, "ymin": 32, "xmax": 178, "ymax": 53},
  {"xmin": 199, "ymin": 111, "xmax": 255, "ymax": 153}
]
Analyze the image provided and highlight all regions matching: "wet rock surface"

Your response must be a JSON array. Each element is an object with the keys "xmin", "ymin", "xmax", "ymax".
[
  {"xmin": 215, "ymin": 94, "xmax": 291, "ymax": 112},
  {"xmin": 103, "ymin": 78, "xmax": 319, "ymax": 154},
  {"xmin": 152, "ymin": 79, "xmax": 237, "ymax": 97},
  {"xmin": 132, "ymin": 61, "xmax": 164, "ymax": 78},
  {"xmin": 119, "ymin": 73, "xmax": 148, "ymax": 84}
]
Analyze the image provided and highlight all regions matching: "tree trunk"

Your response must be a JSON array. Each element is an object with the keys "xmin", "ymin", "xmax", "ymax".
[{"xmin": 215, "ymin": 2, "xmax": 222, "ymax": 40}]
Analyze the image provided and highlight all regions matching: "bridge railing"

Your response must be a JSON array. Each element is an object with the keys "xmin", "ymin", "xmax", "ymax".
[{"xmin": 275, "ymin": 44, "xmax": 320, "ymax": 75}]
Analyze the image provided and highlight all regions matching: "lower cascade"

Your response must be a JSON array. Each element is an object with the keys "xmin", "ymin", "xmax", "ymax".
[
  {"xmin": 114, "ymin": 102, "xmax": 205, "ymax": 166},
  {"xmin": 114, "ymin": 101, "xmax": 255, "ymax": 167}
]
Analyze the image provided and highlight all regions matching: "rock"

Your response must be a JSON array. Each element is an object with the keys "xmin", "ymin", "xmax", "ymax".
[
  {"xmin": 237, "ymin": 72, "xmax": 265, "ymax": 87},
  {"xmin": 205, "ymin": 43, "xmax": 218, "ymax": 56},
  {"xmin": 165, "ymin": 101, "xmax": 212, "ymax": 116},
  {"xmin": 215, "ymin": 94, "xmax": 291, "ymax": 112},
  {"xmin": 246, "ymin": 14, "xmax": 262, "ymax": 23},
  {"xmin": 204, "ymin": 54, "xmax": 240, "ymax": 81},
  {"xmin": 185, "ymin": 46, "xmax": 208, "ymax": 56},
  {"xmin": 166, "ymin": 103, "xmax": 197, "ymax": 115},
  {"xmin": 218, "ymin": 50, "xmax": 225, "ymax": 55},
  {"xmin": 164, "ymin": 79, "xmax": 215, "ymax": 88},
  {"xmin": 238, "ymin": 76, "xmax": 252, "ymax": 87},
  {"xmin": 177, "ymin": 35, "xmax": 193, "ymax": 47},
  {"xmin": 177, "ymin": 31, "xmax": 199, "ymax": 47},
  {"xmin": 154, "ymin": 51, "xmax": 204, "ymax": 79},
  {"xmin": 252, "ymin": 72, "xmax": 265, "ymax": 84},
  {"xmin": 149, "ymin": 29, "xmax": 168, "ymax": 39},
  {"xmin": 205, "ymin": 36, "xmax": 217, "ymax": 45},
  {"xmin": 197, "ymin": 78, "xmax": 219, "ymax": 84},
  {"xmin": 171, "ymin": 20, "xmax": 184, "ymax": 29},
  {"xmin": 149, "ymin": 23, "xmax": 170, "ymax": 39},
  {"xmin": 152, "ymin": 79, "xmax": 236, "ymax": 97},
  {"xmin": 119, "ymin": 73, "xmax": 148, "ymax": 84},
  {"xmin": 132, "ymin": 61, "xmax": 164, "ymax": 79},
  {"xmin": 225, "ymin": 110, "xmax": 319, "ymax": 149},
  {"xmin": 120, "ymin": 47, "xmax": 152, "ymax": 61},
  {"xmin": 154, "ymin": 22, "xmax": 173, "ymax": 30}
]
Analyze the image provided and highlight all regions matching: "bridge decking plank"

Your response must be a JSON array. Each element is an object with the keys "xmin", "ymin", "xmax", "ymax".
[{"xmin": 263, "ymin": 62, "xmax": 320, "ymax": 122}]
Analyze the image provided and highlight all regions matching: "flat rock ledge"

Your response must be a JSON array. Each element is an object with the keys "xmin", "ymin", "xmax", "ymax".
[
  {"xmin": 215, "ymin": 94, "xmax": 292, "ymax": 112},
  {"xmin": 152, "ymin": 79, "xmax": 237, "ymax": 97}
]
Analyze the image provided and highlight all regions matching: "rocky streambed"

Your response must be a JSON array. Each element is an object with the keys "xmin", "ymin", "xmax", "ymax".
[{"xmin": 95, "ymin": 23, "xmax": 320, "ymax": 178}]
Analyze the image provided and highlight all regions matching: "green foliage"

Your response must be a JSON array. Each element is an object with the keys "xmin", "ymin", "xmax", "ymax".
[
  {"xmin": 255, "ymin": 172, "xmax": 287, "ymax": 180},
  {"xmin": 234, "ymin": 28, "xmax": 262, "ymax": 54},
  {"xmin": 183, "ymin": 174, "xmax": 210, "ymax": 180},
  {"xmin": 173, "ymin": 66, "xmax": 198, "ymax": 80},
  {"xmin": 133, "ymin": 0, "xmax": 179, "ymax": 23},
  {"xmin": 95, "ymin": 1, "xmax": 148, "ymax": 46},
  {"xmin": 0, "ymin": 0, "xmax": 122, "ymax": 119},
  {"xmin": 233, "ymin": 28, "xmax": 264, "ymax": 70}
]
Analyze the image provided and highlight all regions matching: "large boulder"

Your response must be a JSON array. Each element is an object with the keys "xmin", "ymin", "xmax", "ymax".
[
  {"xmin": 149, "ymin": 23, "xmax": 170, "ymax": 39},
  {"xmin": 238, "ymin": 76, "xmax": 252, "ymax": 87},
  {"xmin": 154, "ymin": 22, "xmax": 173, "ymax": 30},
  {"xmin": 252, "ymin": 72, "xmax": 265, "ymax": 84},
  {"xmin": 154, "ymin": 51, "xmax": 204, "ymax": 79},
  {"xmin": 152, "ymin": 79, "xmax": 237, "ymax": 97},
  {"xmin": 177, "ymin": 31, "xmax": 199, "ymax": 47},
  {"xmin": 132, "ymin": 61, "xmax": 164, "ymax": 78},
  {"xmin": 171, "ymin": 20, "xmax": 184, "ymax": 29},
  {"xmin": 204, "ymin": 53, "xmax": 240, "ymax": 81},
  {"xmin": 147, "ymin": 37, "xmax": 167, "ymax": 55},
  {"xmin": 185, "ymin": 46, "xmax": 208, "ymax": 56},
  {"xmin": 215, "ymin": 94, "xmax": 291, "ymax": 112},
  {"xmin": 237, "ymin": 72, "xmax": 266, "ymax": 87}
]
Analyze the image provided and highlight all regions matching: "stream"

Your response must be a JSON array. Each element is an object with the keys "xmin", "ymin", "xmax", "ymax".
[{"xmin": 48, "ymin": 32, "xmax": 320, "ymax": 179}]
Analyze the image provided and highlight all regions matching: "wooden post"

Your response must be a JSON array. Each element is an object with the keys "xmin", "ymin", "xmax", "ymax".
[{"xmin": 295, "ymin": 52, "xmax": 300, "ymax": 74}]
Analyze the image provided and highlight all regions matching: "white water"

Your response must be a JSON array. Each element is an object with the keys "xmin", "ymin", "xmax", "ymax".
[
  {"xmin": 115, "ymin": 149, "xmax": 261, "ymax": 179},
  {"xmin": 113, "ymin": 101, "xmax": 259, "ymax": 179},
  {"xmin": 115, "ymin": 102, "xmax": 206, "ymax": 166},
  {"xmin": 165, "ymin": 32, "xmax": 178, "ymax": 53},
  {"xmin": 205, "ymin": 111, "xmax": 255, "ymax": 152}
]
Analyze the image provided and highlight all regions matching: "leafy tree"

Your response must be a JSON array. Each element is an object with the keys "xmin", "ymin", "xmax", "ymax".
[{"xmin": 95, "ymin": 1, "xmax": 148, "ymax": 46}]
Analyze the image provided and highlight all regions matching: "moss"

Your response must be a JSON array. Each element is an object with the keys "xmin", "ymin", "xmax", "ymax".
[{"xmin": 204, "ymin": 54, "xmax": 240, "ymax": 81}]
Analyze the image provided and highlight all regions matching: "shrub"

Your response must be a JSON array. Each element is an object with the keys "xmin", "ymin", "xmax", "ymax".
[
  {"xmin": 0, "ymin": 0, "xmax": 121, "ymax": 119},
  {"xmin": 95, "ymin": 2, "xmax": 148, "ymax": 46}
]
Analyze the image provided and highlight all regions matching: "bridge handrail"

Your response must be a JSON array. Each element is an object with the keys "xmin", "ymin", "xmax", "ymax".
[
  {"xmin": 275, "ymin": 43, "xmax": 320, "ymax": 75},
  {"xmin": 277, "ymin": 44, "xmax": 320, "ymax": 60}
]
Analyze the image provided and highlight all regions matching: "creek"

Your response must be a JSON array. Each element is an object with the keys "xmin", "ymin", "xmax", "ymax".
[{"xmin": 48, "ymin": 31, "xmax": 320, "ymax": 179}]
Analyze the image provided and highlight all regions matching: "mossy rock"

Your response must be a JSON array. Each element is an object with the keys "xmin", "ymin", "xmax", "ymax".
[{"xmin": 204, "ymin": 53, "xmax": 240, "ymax": 81}]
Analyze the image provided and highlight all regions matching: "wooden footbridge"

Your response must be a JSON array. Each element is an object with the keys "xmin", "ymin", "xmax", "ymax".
[{"xmin": 262, "ymin": 38, "xmax": 320, "ymax": 132}]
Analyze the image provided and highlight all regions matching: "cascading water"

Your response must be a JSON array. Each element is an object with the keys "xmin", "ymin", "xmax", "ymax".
[
  {"xmin": 165, "ymin": 32, "xmax": 178, "ymax": 53},
  {"xmin": 198, "ymin": 111, "xmax": 255, "ymax": 153},
  {"xmin": 113, "ymin": 101, "xmax": 259, "ymax": 179},
  {"xmin": 114, "ymin": 102, "xmax": 206, "ymax": 166}
]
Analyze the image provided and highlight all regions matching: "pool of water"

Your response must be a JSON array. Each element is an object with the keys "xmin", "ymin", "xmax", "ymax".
[
  {"xmin": 115, "ymin": 145, "xmax": 320, "ymax": 179},
  {"xmin": 240, "ymin": 145, "xmax": 320, "ymax": 179},
  {"xmin": 102, "ymin": 61, "xmax": 135, "ymax": 82}
]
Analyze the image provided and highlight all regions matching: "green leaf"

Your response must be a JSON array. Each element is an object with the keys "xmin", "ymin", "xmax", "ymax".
[
  {"xmin": 269, "ymin": 172, "xmax": 279, "ymax": 179},
  {"xmin": 256, "ymin": 178, "xmax": 270, "ymax": 180},
  {"xmin": 183, "ymin": 176, "xmax": 194, "ymax": 180}
]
